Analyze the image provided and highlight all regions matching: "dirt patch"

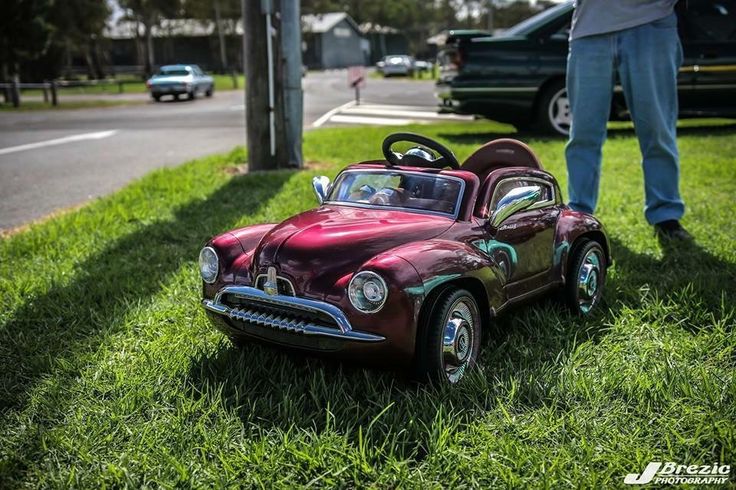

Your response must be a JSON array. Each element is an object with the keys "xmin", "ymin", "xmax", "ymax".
[
  {"xmin": 222, "ymin": 164, "xmax": 248, "ymax": 176},
  {"xmin": 1, "ymin": 201, "xmax": 90, "ymax": 239}
]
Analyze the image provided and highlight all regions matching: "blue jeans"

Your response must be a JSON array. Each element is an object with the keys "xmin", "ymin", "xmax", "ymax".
[{"xmin": 565, "ymin": 13, "xmax": 685, "ymax": 225}]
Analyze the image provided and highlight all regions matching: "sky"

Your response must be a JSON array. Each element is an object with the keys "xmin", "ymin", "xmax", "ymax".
[{"xmin": 107, "ymin": 0, "xmax": 124, "ymax": 25}]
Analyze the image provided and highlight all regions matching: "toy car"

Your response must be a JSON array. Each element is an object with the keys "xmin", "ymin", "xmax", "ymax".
[{"xmin": 199, "ymin": 133, "xmax": 610, "ymax": 383}]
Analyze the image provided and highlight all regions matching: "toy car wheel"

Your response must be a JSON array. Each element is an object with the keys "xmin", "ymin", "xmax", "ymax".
[
  {"xmin": 419, "ymin": 288, "xmax": 481, "ymax": 384},
  {"xmin": 565, "ymin": 239, "xmax": 606, "ymax": 315},
  {"xmin": 536, "ymin": 79, "xmax": 570, "ymax": 137}
]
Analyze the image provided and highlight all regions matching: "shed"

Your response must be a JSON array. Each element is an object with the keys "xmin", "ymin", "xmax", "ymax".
[{"xmin": 302, "ymin": 13, "xmax": 367, "ymax": 69}]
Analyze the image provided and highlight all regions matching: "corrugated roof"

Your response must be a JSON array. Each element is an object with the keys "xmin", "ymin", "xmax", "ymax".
[
  {"xmin": 301, "ymin": 12, "xmax": 349, "ymax": 33},
  {"xmin": 359, "ymin": 22, "xmax": 399, "ymax": 34},
  {"xmin": 105, "ymin": 19, "xmax": 242, "ymax": 39},
  {"xmin": 105, "ymin": 13, "xmax": 363, "ymax": 40}
]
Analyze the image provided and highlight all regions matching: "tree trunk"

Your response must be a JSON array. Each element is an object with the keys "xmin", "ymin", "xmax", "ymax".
[
  {"xmin": 84, "ymin": 45, "xmax": 95, "ymax": 79},
  {"xmin": 134, "ymin": 18, "xmax": 143, "ymax": 73},
  {"xmin": 144, "ymin": 20, "xmax": 155, "ymax": 76},
  {"xmin": 214, "ymin": 0, "xmax": 228, "ymax": 73},
  {"xmin": 90, "ymin": 39, "xmax": 105, "ymax": 79}
]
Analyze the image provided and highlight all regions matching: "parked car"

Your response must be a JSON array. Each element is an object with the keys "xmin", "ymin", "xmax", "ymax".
[
  {"xmin": 377, "ymin": 55, "xmax": 415, "ymax": 77},
  {"xmin": 413, "ymin": 59, "xmax": 433, "ymax": 73},
  {"xmin": 436, "ymin": 0, "xmax": 736, "ymax": 135},
  {"xmin": 199, "ymin": 133, "xmax": 610, "ymax": 384},
  {"xmin": 146, "ymin": 64, "xmax": 214, "ymax": 102}
]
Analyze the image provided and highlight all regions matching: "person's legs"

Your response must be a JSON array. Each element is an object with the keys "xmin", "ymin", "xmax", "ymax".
[
  {"xmin": 617, "ymin": 12, "xmax": 685, "ymax": 225},
  {"xmin": 565, "ymin": 34, "xmax": 615, "ymax": 214}
]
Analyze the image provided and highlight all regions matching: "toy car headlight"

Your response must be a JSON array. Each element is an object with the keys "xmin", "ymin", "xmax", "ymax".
[
  {"xmin": 199, "ymin": 246, "xmax": 219, "ymax": 284},
  {"xmin": 348, "ymin": 271, "xmax": 387, "ymax": 313}
]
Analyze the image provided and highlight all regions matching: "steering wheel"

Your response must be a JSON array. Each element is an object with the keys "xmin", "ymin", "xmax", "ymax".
[{"xmin": 382, "ymin": 133, "xmax": 460, "ymax": 170}]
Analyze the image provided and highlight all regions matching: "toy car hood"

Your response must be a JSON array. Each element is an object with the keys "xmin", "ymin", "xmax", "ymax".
[{"xmin": 247, "ymin": 204, "xmax": 454, "ymax": 298}]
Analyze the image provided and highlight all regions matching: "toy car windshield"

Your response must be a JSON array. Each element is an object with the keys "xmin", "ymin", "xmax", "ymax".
[{"xmin": 326, "ymin": 170, "xmax": 463, "ymax": 216}]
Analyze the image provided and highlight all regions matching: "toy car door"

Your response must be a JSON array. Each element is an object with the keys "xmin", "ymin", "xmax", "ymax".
[{"xmin": 486, "ymin": 176, "xmax": 560, "ymax": 297}]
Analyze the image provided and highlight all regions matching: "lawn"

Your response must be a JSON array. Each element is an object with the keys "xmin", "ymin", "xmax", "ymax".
[
  {"xmin": 0, "ymin": 120, "xmax": 734, "ymax": 487},
  {"xmin": 16, "ymin": 74, "xmax": 245, "ymax": 96},
  {"xmin": 0, "ymin": 99, "xmax": 146, "ymax": 112}
]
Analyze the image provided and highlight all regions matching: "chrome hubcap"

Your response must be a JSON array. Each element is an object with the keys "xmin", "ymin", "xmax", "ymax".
[
  {"xmin": 548, "ymin": 88, "xmax": 571, "ymax": 136},
  {"xmin": 442, "ymin": 299, "xmax": 475, "ymax": 383},
  {"xmin": 577, "ymin": 249, "xmax": 602, "ymax": 314}
]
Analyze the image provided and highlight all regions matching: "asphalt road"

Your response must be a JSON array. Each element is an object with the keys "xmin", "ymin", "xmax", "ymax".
[{"xmin": 0, "ymin": 70, "xmax": 438, "ymax": 231}]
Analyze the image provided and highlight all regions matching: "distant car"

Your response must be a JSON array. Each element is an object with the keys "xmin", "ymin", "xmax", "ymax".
[
  {"xmin": 378, "ymin": 55, "xmax": 415, "ymax": 77},
  {"xmin": 199, "ymin": 132, "xmax": 610, "ymax": 384},
  {"xmin": 146, "ymin": 64, "xmax": 214, "ymax": 102},
  {"xmin": 413, "ymin": 59, "xmax": 433, "ymax": 73},
  {"xmin": 436, "ymin": 0, "xmax": 736, "ymax": 135}
]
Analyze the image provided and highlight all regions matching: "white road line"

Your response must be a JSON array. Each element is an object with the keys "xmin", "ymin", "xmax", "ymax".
[
  {"xmin": 311, "ymin": 100, "xmax": 356, "ymax": 128},
  {"xmin": 342, "ymin": 106, "xmax": 472, "ymax": 120},
  {"xmin": 346, "ymin": 104, "xmax": 441, "ymax": 111},
  {"xmin": 0, "ymin": 130, "xmax": 118, "ymax": 156},
  {"xmin": 329, "ymin": 114, "xmax": 420, "ymax": 126}
]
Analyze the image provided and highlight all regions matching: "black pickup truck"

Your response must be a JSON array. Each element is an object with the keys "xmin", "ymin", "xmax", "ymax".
[{"xmin": 436, "ymin": 1, "xmax": 736, "ymax": 135}]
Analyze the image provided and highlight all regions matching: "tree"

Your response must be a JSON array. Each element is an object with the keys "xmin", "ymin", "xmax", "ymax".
[
  {"xmin": 302, "ymin": 0, "xmax": 462, "ymax": 56},
  {"xmin": 49, "ymin": 0, "xmax": 110, "ymax": 79},
  {"xmin": 120, "ymin": 0, "xmax": 182, "ymax": 75},
  {"xmin": 182, "ymin": 0, "xmax": 241, "ymax": 72},
  {"xmin": 0, "ymin": 0, "xmax": 54, "ymax": 79}
]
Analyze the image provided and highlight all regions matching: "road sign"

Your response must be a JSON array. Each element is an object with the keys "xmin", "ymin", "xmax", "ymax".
[
  {"xmin": 348, "ymin": 66, "xmax": 366, "ymax": 105},
  {"xmin": 348, "ymin": 66, "xmax": 366, "ymax": 89}
]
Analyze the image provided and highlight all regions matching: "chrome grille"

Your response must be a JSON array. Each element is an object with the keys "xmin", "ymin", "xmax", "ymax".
[
  {"xmin": 223, "ymin": 293, "xmax": 339, "ymax": 330},
  {"xmin": 225, "ymin": 306, "xmax": 323, "ymax": 334},
  {"xmin": 202, "ymin": 286, "xmax": 385, "ymax": 343},
  {"xmin": 255, "ymin": 274, "xmax": 295, "ymax": 296}
]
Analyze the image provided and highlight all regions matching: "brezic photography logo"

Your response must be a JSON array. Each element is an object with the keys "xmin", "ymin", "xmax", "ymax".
[{"xmin": 624, "ymin": 461, "xmax": 731, "ymax": 485}]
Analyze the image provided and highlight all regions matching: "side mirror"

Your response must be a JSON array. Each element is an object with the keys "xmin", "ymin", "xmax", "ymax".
[
  {"xmin": 312, "ymin": 176, "xmax": 331, "ymax": 204},
  {"xmin": 489, "ymin": 185, "xmax": 541, "ymax": 228}
]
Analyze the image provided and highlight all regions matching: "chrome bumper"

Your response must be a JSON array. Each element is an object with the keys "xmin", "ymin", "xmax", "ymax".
[{"xmin": 202, "ymin": 285, "xmax": 385, "ymax": 343}]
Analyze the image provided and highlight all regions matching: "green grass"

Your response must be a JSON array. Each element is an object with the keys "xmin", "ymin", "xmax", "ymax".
[
  {"xmin": 0, "ymin": 99, "xmax": 146, "ymax": 111},
  {"xmin": 16, "ymin": 74, "xmax": 245, "ymax": 97},
  {"xmin": 0, "ymin": 120, "xmax": 734, "ymax": 487}
]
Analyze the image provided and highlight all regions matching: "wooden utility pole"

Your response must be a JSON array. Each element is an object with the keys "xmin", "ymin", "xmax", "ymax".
[
  {"xmin": 281, "ymin": 0, "xmax": 303, "ymax": 168},
  {"xmin": 242, "ymin": 0, "xmax": 303, "ymax": 171}
]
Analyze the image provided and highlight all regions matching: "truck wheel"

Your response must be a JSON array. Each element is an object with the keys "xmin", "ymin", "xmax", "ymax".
[
  {"xmin": 416, "ymin": 288, "xmax": 481, "ymax": 384},
  {"xmin": 188, "ymin": 90, "xmax": 195, "ymax": 100},
  {"xmin": 536, "ymin": 80, "xmax": 570, "ymax": 137},
  {"xmin": 564, "ymin": 239, "xmax": 607, "ymax": 315},
  {"xmin": 152, "ymin": 94, "xmax": 161, "ymax": 102},
  {"xmin": 205, "ymin": 85, "xmax": 213, "ymax": 97}
]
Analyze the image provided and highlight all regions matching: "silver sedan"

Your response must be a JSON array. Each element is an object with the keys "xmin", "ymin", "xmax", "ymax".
[{"xmin": 146, "ymin": 64, "xmax": 214, "ymax": 102}]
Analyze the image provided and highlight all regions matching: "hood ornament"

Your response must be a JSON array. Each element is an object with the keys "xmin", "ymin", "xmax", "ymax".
[{"xmin": 263, "ymin": 266, "xmax": 279, "ymax": 296}]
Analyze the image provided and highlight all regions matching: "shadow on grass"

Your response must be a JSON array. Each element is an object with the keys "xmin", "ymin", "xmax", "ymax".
[
  {"xmin": 607, "ymin": 122, "xmax": 736, "ymax": 139},
  {"xmin": 437, "ymin": 120, "xmax": 736, "ymax": 147},
  {"xmin": 0, "ymin": 169, "xmax": 294, "ymax": 414},
  {"xmin": 184, "ymin": 232, "xmax": 734, "ymax": 462},
  {"xmin": 606, "ymin": 237, "xmax": 736, "ymax": 326}
]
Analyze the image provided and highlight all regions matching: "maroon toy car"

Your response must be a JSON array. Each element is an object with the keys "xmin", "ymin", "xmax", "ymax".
[{"xmin": 200, "ymin": 133, "xmax": 610, "ymax": 383}]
